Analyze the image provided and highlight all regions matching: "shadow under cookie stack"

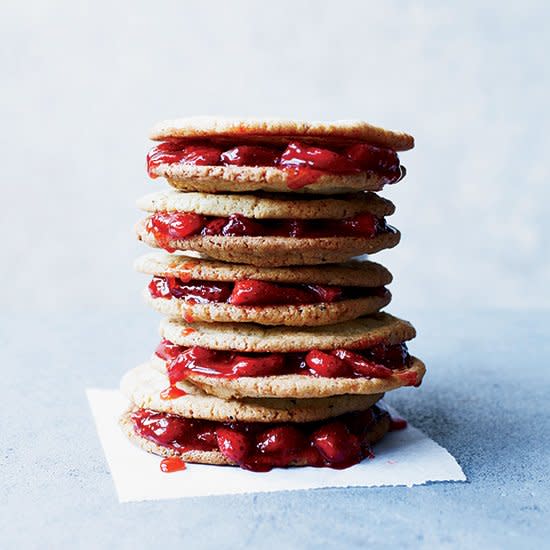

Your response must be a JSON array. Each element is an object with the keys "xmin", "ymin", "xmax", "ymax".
[{"xmin": 120, "ymin": 117, "xmax": 426, "ymax": 473}]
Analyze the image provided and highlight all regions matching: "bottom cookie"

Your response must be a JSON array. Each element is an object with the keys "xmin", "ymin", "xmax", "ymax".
[{"xmin": 120, "ymin": 403, "xmax": 391, "ymax": 472}]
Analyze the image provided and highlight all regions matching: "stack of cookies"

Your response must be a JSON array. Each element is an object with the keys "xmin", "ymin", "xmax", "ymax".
[{"xmin": 120, "ymin": 117, "xmax": 426, "ymax": 472}]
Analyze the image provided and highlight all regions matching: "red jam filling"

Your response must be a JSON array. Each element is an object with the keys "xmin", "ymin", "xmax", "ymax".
[
  {"xmin": 147, "ymin": 139, "xmax": 404, "ymax": 189},
  {"xmin": 160, "ymin": 456, "xmax": 187, "ymax": 473},
  {"xmin": 145, "ymin": 211, "xmax": 390, "ymax": 252},
  {"xmin": 132, "ymin": 405, "xmax": 390, "ymax": 471},
  {"xmin": 148, "ymin": 275, "xmax": 388, "ymax": 306},
  {"xmin": 389, "ymin": 417, "xmax": 408, "ymax": 431},
  {"xmin": 159, "ymin": 385, "xmax": 187, "ymax": 400},
  {"xmin": 155, "ymin": 339, "xmax": 416, "ymax": 383}
]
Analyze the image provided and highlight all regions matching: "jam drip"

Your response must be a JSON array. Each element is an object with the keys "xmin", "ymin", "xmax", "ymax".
[
  {"xmin": 147, "ymin": 139, "xmax": 403, "ymax": 189},
  {"xmin": 148, "ymin": 275, "xmax": 388, "ymax": 306},
  {"xmin": 160, "ymin": 385, "xmax": 187, "ymax": 400},
  {"xmin": 155, "ymin": 339, "xmax": 416, "ymax": 383},
  {"xmin": 131, "ymin": 405, "xmax": 391, "ymax": 471},
  {"xmin": 160, "ymin": 456, "xmax": 187, "ymax": 473},
  {"xmin": 389, "ymin": 417, "xmax": 408, "ymax": 431},
  {"xmin": 145, "ymin": 211, "xmax": 388, "ymax": 252}
]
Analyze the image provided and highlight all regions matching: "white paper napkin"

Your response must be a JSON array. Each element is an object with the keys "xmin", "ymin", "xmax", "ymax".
[{"xmin": 86, "ymin": 388, "xmax": 465, "ymax": 502}]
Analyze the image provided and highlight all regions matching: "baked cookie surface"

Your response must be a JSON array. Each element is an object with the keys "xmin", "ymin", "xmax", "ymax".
[
  {"xmin": 143, "ymin": 290, "xmax": 390, "ymax": 326},
  {"xmin": 160, "ymin": 312, "xmax": 416, "ymax": 352},
  {"xmin": 150, "ymin": 117, "xmax": 414, "ymax": 150},
  {"xmin": 137, "ymin": 190, "xmax": 395, "ymax": 219},
  {"xmin": 122, "ymin": 363, "xmax": 384, "ymax": 423},
  {"xmin": 135, "ymin": 252, "xmax": 392, "ymax": 286},
  {"xmin": 136, "ymin": 224, "xmax": 399, "ymax": 266},
  {"xmin": 156, "ymin": 167, "xmax": 398, "ymax": 195}
]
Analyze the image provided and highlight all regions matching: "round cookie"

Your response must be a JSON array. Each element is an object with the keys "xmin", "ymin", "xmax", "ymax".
[
  {"xmin": 137, "ymin": 253, "xmax": 393, "ymax": 326},
  {"xmin": 150, "ymin": 117, "xmax": 414, "ymax": 150},
  {"xmin": 159, "ymin": 312, "xmax": 416, "ymax": 353},
  {"xmin": 137, "ymin": 190, "xmax": 395, "ymax": 219},
  {"xmin": 155, "ymin": 166, "xmax": 401, "ymax": 196},
  {"xmin": 135, "ymin": 252, "xmax": 392, "ymax": 286},
  {"xmin": 119, "ymin": 404, "xmax": 391, "ymax": 467},
  {"xmin": 136, "ymin": 225, "xmax": 400, "ymax": 266},
  {"xmin": 122, "ymin": 363, "xmax": 384, "ymax": 423},
  {"xmin": 143, "ymin": 289, "xmax": 390, "ymax": 326}
]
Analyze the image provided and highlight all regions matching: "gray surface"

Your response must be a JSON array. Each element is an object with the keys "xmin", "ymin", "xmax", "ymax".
[{"xmin": 2, "ymin": 309, "xmax": 549, "ymax": 549}]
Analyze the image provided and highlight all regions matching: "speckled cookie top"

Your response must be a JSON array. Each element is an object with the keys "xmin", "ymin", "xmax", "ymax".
[
  {"xmin": 149, "ymin": 117, "xmax": 414, "ymax": 151},
  {"xmin": 121, "ymin": 363, "xmax": 384, "ymax": 423},
  {"xmin": 135, "ymin": 252, "xmax": 392, "ymax": 286},
  {"xmin": 136, "ymin": 190, "xmax": 395, "ymax": 219},
  {"xmin": 160, "ymin": 312, "xmax": 416, "ymax": 352}
]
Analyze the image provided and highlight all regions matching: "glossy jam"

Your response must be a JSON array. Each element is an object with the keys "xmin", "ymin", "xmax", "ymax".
[
  {"xmin": 155, "ymin": 339, "xmax": 415, "ymax": 383},
  {"xmin": 389, "ymin": 417, "xmax": 408, "ymax": 431},
  {"xmin": 132, "ymin": 405, "xmax": 390, "ymax": 471},
  {"xmin": 159, "ymin": 385, "xmax": 187, "ymax": 400},
  {"xmin": 148, "ymin": 275, "xmax": 388, "ymax": 306},
  {"xmin": 160, "ymin": 456, "xmax": 187, "ymax": 473},
  {"xmin": 145, "ymin": 211, "xmax": 389, "ymax": 252},
  {"xmin": 147, "ymin": 139, "xmax": 403, "ymax": 189},
  {"xmin": 145, "ymin": 211, "xmax": 205, "ymax": 252}
]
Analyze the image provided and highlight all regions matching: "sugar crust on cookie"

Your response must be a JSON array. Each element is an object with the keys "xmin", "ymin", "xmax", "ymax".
[
  {"xmin": 136, "ymin": 190, "xmax": 395, "ymax": 219},
  {"xmin": 160, "ymin": 312, "xmax": 416, "ymax": 352},
  {"xmin": 149, "ymin": 117, "xmax": 414, "ymax": 151},
  {"xmin": 143, "ymin": 290, "xmax": 391, "ymax": 326},
  {"xmin": 136, "ymin": 220, "xmax": 400, "ymax": 266},
  {"xmin": 158, "ymin": 167, "xmax": 396, "ymax": 195},
  {"xmin": 121, "ymin": 363, "xmax": 384, "ymax": 423},
  {"xmin": 135, "ymin": 252, "xmax": 393, "ymax": 286}
]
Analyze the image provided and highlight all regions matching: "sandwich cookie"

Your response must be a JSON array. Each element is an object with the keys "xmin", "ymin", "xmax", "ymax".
[
  {"xmin": 152, "ymin": 313, "xmax": 426, "ymax": 399},
  {"xmin": 136, "ymin": 252, "xmax": 392, "ymax": 326},
  {"xmin": 147, "ymin": 117, "xmax": 414, "ymax": 194},
  {"xmin": 136, "ymin": 190, "xmax": 400, "ymax": 266},
  {"xmin": 122, "ymin": 363, "xmax": 384, "ymax": 423},
  {"xmin": 120, "ymin": 365, "xmax": 390, "ymax": 471}
]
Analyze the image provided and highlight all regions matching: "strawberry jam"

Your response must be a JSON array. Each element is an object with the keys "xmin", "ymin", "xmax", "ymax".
[
  {"xmin": 160, "ymin": 385, "xmax": 187, "ymax": 400},
  {"xmin": 147, "ymin": 139, "xmax": 404, "ymax": 189},
  {"xmin": 145, "ymin": 211, "xmax": 391, "ymax": 251},
  {"xmin": 155, "ymin": 339, "xmax": 415, "ymax": 382},
  {"xmin": 389, "ymin": 417, "xmax": 408, "ymax": 431},
  {"xmin": 131, "ymin": 404, "xmax": 390, "ymax": 471},
  {"xmin": 145, "ymin": 212, "xmax": 205, "ymax": 252},
  {"xmin": 148, "ymin": 275, "xmax": 388, "ymax": 306},
  {"xmin": 160, "ymin": 456, "xmax": 187, "ymax": 473},
  {"xmin": 147, "ymin": 141, "xmax": 223, "ymax": 173}
]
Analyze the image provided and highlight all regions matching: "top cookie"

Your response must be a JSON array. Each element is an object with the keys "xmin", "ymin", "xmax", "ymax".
[
  {"xmin": 150, "ymin": 117, "xmax": 414, "ymax": 151},
  {"xmin": 147, "ymin": 117, "xmax": 413, "ymax": 194}
]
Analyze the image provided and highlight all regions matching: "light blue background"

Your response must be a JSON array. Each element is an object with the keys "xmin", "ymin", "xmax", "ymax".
[{"xmin": 1, "ymin": 0, "xmax": 548, "ymax": 313}]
